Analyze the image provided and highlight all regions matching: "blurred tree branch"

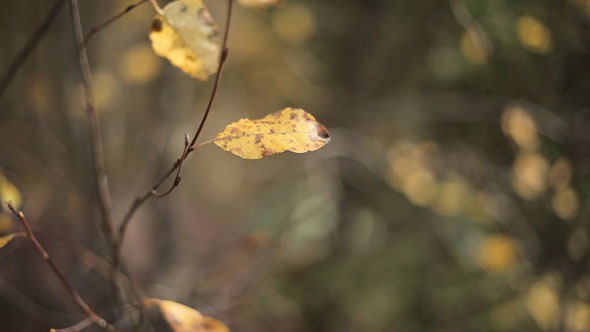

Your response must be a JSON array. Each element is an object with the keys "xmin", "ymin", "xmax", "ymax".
[{"xmin": 0, "ymin": 0, "xmax": 67, "ymax": 98}]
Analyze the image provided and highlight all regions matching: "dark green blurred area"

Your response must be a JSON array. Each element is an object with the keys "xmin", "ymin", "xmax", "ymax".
[{"xmin": 0, "ymin": 0, "xmax": 589, "ymax": 331}]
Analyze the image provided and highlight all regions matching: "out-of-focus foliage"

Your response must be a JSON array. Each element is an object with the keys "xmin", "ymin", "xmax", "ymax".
[
  {"xmin": 238, "ymin": 0, "xmax": 285, "ymax": 10},
  {"xmin": 213, "ymin": 108, "xmax": 330, "ymax": 159},
  {"xmin": 144, "ymin": 298, "xmax": 230, "ymax": 332},
  {"xmin": 149, "ymin": 0, "xmax": 219, "ymax": 80},
  {"xmin": 0, "ymin": 233, "xmax": 15, "ymax": 249},
  {"xmin": 0, "ymin": 0, "xmax": 589, "ymax": 331}
]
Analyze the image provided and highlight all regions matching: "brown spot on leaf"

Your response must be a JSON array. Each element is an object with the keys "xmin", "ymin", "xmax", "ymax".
[
  {"xmin": 316, "ymin": 124, "xmax": 330, "ymax": 140},
  {"xmin": 262, "ymin": 148, "xmax": 274, "ymax": 157},
  {"xmin": 150, "ymin": 18, "xmax": 162, "ymax": 32},
  {"xmin": 255, "ymin": 134, "xmax": 263, "ymax": 144},
  {"xmin": 230, "ymin": 127, "xmax": 238, "ymax": 134}
]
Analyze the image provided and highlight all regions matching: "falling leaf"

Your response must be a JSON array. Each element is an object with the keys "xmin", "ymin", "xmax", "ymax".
[
  {"xmin": 238, "ymin": 0, "xmax": 285, "ymax": 9},
  {"xmin": 149, "ymin": 0, "xmax": 220, "ymax": 80},
  {"xmin": 143, "ymin": 298, "xmax": 229, "ymax": 332},
  {"xmin": 0, "ymin": 233, "xmax": 15, "ymax": 249},
  {"xmin": 213, "ymin": 108, "xmax": 330, "ymax": 159}
]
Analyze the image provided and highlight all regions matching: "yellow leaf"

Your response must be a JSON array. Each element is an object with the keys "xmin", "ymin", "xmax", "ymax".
[
  {"xmin": 238, "ymin": 0, "xmax": 285, "ymax": 9},
  {"xmin": 149, "ymin": 0, "xmax": 220, "ymax": 80},
  {"xmin": 0, "ymin": 233, "xmax": 15, "ymax": 249},
  {"xmin": 0, "ymin": 174, "xmax": 21, "ymax": 211},
  {"xmin": 213, "ymin": 108, "xmax": 330, "ymax": 159},
  {"xmin": 143, "ymin": 298, "xmax": 229, "ymax": 332}
]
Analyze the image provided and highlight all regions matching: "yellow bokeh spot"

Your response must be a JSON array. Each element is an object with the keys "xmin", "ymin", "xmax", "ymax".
[
  {"xmin": 566, "ymin": 301, "xmax": 590, "ymax": 332},
  {"xmin": 27, "ymin": 74, "xmax": 54, "ymax": 113},
  {"xmin": 511, "ymin": 152, "xmax": 549, "ymax": 200},
  {"xmin": 460, "ymin": 30, "xmax": 490, "ymax": 65},
  {"xmin": 516, "ymin": 16, "xmax": 553, "ymax": 54},
  {"xmin": 549, "ymin": 157, "xmax": 573, "ymax": 190},
  {"xmin": 92, "ymin": 71, "xmax": 116, "ymax": 110},
  {"xmin": 501, "ymin": 105, "xmax": 539, "ymax": 150},
  {"xmin": 272, "ymin": 3, "xmax": 316, "ymax": 45},
  {"xmin": 0, "ymin": 175, "xmax": 21, "ymax": 211},
  {"xmin": 119, "ymin": 44, "xmax": 162, "ymax": 84},
  {"xmin": 403, "ymin": 168, "xmax": 438, "ymax": 206},
  {"xmin": 552, "ymin": 187, "xmax": 578, "ymax": 220},
  {"xmin": 476, "ymin": 235, "xmax": 518, "ymax": 271},
  {"xmin": 526, "ymin": 277, "xmax": 560, "ymax": 330},
  {"xmin": 431, "ymin": 175, "xmax": 472, "ymax": 216}
]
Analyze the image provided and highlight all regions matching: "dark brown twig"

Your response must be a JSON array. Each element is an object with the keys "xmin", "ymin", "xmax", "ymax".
[
  {"xmin": 6, "ymin": 203, "xmax": 115, "ymax": 332},
  {"xmin": 69, "ymin": 0, "xmax": 115, "ymax": 248},
  {"xmin": 84, "ymin": 0, "xmax": 149, "ymax": 45},
  {"xmin": 114, "ymin": 0, "xmax": 234, "ymax": 265},
  {"xmin": 0, "ymin": 0, "xmax": 67, "ymax": 98}
]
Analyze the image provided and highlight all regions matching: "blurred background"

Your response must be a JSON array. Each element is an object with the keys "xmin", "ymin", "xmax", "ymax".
[{"xmin": 0, "ymin": 0, "xmax": 589, "ymax": 331}]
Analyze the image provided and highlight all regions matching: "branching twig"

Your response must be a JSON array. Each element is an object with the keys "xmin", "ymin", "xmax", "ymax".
[
  {"xmin": 69, "ymin": 0, "xmax": 115, "ymax": 248},
  {"xmin": 6, "ymin": 203, "xmax": 115, "ymax": 332},
  {"xmin": 114, "ymin": 0, "xmax": 234, "ymax": 266},
  {"xmin": 0, "ymin": 0, "xmax": 67, "ymax": 98},
  {"xmin": 84, "ymin": 0, "xmax": 149, "ymax": 45}
]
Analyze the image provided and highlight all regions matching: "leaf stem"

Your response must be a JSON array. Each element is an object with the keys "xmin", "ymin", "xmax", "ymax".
[
  {"xmin": 149, "ymin": 0, "xmax": 164, "ymax": 15},
  {"xmin": 84, "ymin": 0, "xmax": 149, "ymax": 45},
  {"xmin": 6, "ymin": 203, "xmax": 115, "ymax": 332}
]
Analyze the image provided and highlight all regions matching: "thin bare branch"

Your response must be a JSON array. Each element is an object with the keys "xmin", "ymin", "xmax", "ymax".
[
  {"xmin": 114, "ymin": 0, "xmax": 234, "ymax": 263},
  {"xmin": 0, "ymin": 0, "xmax": 67, "ymax": 98},
  {"xmin": 69, "ymin": 0, "xmax": 115, "ymax": 248},
  {"xmin": 84, "ymin": 0, "xmax": 149, "ymax": 45},
  {"xmin": 7, "ymin": 203, "xmax": 115, "ymax": 332}
]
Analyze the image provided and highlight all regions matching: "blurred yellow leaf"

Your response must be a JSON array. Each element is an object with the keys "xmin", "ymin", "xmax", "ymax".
[
  {"xmin": 120, "ymin": 44, "xmax": 162, "ymax": 84},
  {"xmin": 238, "ymin": 0, "xmax": 285, "ymax": 9},
  {"xmin": 213, "ymin": 108, "xmax": 330, "ymax": 159},
  {"xmin": 566, "ymin": 301, "xmax": 590, "ymax": 331},
  {"xmin": 476, "ymin": 235, "xmax": 518, "ymax": 272},
  {"xmin": 516, "ymin": 16, "xmax": 553, "ymax": 54},
  {"xmin": 460, "ymin": 29, "xmax": 491, "ymax": 65},
  {"xmin": 501, "ymin": 105, "xmax": 539, "ymax": 151},
  {"xmin": 0, "ymin": 233, "xmax": 15, "ymax": 249},
  {"xmin": 551, "ymin": 187, "xmax": 578, "ymax": 220},
  {"xmin": 0, "ymin": 174, "xmax": 21, "ymax": 211},
  {"xmin": 149, "ymin": 0, "xmax": 220, "ymax": 80},
  {"xmin": 403, "ymin": 168, "xmax": 437, "ymax": 206},
  {"xmin": 526, "ymin": 277, "xmax": 560, "ymax": 330},
  {"xmin": 511, "ymin": 152, "xmax": 549, "ymax": 200},
  {"xmin": 144, "ymin": 298, "xmax": 229, "ymax": 332},
  {"xmin": 272, "ymin": 3, "xmax": 316, "ymax": 45}
]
